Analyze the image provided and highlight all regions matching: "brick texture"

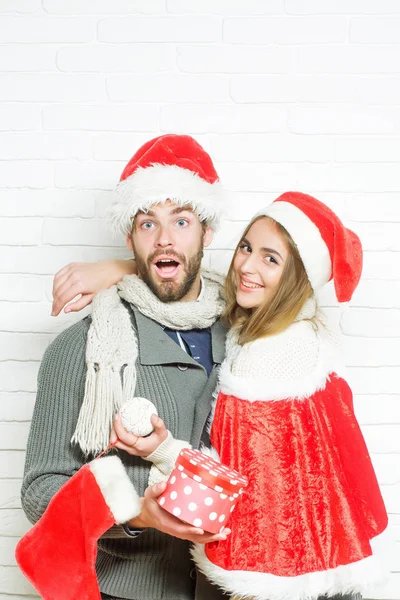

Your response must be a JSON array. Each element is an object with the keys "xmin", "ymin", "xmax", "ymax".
[{"xmin": 0, "ymin": 3, "xmax": 399, "ymax": 598}]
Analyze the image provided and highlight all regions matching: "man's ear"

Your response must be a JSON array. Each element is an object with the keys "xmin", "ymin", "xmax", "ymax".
[
  {"xmin": 202, "ymin": 225, "xmax": 214, "ymax": 249},
  {"xmin": 126, "ymin": 233, "xmax": 134, "ymax": 252}
]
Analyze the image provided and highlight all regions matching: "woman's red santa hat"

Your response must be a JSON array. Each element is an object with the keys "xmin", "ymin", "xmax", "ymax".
[
  {"xmin": 258, "ymin": 191, "xmax": 363, "ymax": 302},
  {"xmin": 107, "ymin": 134, "xmax": 224, "ymax": 235}
]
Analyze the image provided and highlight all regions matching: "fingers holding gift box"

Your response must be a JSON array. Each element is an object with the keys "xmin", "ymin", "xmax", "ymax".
[
  {"xmin": 128, "ymin": 481, "xmax": 232, "ymax": 545},
  {"xmin": 157, "ymin": 448, "xmax": 248, "ymax": 534}
]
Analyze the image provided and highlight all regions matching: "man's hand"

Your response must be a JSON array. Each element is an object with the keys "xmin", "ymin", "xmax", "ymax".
[
  {"xmin": 111, "ymin": 413, "xmax": 168, "ymax": 457},
  {"xmin": 51, "ymin": 259, "xmax": 136, "ymax": 316},
  {"xmin": 129, "ymin": 482, "xmax": 231, "ymax": 544}
]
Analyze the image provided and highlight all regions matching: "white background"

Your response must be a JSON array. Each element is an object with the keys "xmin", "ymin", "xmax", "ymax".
[{"xmin": 0, "ymin": 1, "xmax": 399, "ymax": 598}]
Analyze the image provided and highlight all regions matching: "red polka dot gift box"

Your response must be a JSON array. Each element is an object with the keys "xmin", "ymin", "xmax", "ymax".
[{"xmin": 157, "ymin": 448, "xmax": 248, "ymax": 534}]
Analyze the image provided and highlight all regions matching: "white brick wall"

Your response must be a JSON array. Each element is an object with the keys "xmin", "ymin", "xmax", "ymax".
[{"xmin": 0, "ymin": 2, "xmax": 399, "ymax": 598}]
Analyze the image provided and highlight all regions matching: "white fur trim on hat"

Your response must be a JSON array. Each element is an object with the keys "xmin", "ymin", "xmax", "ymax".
[
  {"xmin": 89, "ymin": 455, "xmax": 141, "ymax": 524},
  {"xmin": 258, "ymin": 201, "xmax": 332, "ymax": 291},
  {"xmin": 108, "ymin": 164, "xmax": 224, "ymax": 236}
]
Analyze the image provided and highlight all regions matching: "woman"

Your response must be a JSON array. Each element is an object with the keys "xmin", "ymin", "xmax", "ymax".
[
  {"xmin": 191, "ymin": 191, "xmax": 388, "ymax": 600},
  {"xmin": 53, "ymin": 191, "xmax": 388, "ymax": 600}
]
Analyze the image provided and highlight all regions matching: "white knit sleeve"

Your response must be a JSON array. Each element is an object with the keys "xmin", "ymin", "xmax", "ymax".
[{"xmin": 143, "ymin": 432, "xmax": 190, "ymax": 486}]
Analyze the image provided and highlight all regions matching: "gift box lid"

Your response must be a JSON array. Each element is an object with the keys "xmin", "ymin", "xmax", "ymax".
[{"xmin": 176, "ymin": 448, "xmax": 248, "ymax": 494}]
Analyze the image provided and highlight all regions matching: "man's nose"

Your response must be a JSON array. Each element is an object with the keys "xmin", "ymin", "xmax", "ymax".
[{"xmin": 155, "ymin": 224, "xmax": 174, "ymax": 248}]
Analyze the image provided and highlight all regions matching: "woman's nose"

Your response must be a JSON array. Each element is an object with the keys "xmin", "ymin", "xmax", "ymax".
[{"xmin": 241, "ymin": 253, "xmax": 257, "ymax": 274}]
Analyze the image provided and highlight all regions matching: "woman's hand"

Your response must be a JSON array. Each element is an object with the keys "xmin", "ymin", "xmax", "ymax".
[
  {"xmin": 110, "ymin": 413, "xmax": 169, "ymax": 457},
  {"xmin": 51, "ymin": 259, "xmax": 136, "ymax": 316}
]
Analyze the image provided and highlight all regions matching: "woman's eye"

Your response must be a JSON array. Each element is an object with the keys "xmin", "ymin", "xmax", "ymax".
[
  {"xmin": 239, "ymin": 244, "xmax": 251, "ymax": 253},
  {"xmin": 266, "ymin": 255, "xmax": 277, "ymax": 264}
]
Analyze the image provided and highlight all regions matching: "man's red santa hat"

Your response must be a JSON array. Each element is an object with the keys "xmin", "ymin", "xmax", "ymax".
[
  {"xmin": 107, "ymin": 134, "xmax": 224, "ymax": 235},
  {"xmin": 16, "ymin": 456, "xmax": 141, "ymax": 600},
  {"xmin": 258, "ymin": 191, "xmax": 363, "ymax": 302}
]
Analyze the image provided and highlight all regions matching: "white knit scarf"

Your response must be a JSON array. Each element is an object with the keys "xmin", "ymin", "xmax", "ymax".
[{"xmin": 71, "ymin": 270, "xmax": 225, "ymax": 455}]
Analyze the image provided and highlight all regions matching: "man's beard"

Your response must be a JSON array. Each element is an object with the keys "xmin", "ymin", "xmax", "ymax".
[{"xmin": 134, "ymin": 246, "xmax": 204, "ymax": 302}]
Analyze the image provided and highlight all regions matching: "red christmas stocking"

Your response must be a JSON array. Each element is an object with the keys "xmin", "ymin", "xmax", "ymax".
[{"xmin": 16, "ymin": 455, "xmax": 141, "ymax": 600}]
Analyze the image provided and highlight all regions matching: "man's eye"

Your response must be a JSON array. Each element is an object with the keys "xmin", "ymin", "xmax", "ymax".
[
  {"xmin": 176, "ymin": 219, "xmax": 188, "ymax": 227},
  {"xmin": 142, "ymin": 222, "xmax": 154, "ymax": 229}
]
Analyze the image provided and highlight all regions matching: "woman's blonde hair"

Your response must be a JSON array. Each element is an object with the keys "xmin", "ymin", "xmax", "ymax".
[{"xmin": 223, "ymin": 216, "xmax": 314, "ymax": 345}]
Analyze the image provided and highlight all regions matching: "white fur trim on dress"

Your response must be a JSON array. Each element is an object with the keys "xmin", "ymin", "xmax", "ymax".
[
  {"xmin": 220, "ymin": 318, "xmax": 345, "ymax": 402},
  {"xmin": 89, "ymin": 455, "xmax": 141, "ymax": 524},
  {"xmin": 258, "ymin": 201, "xmax": 332, "ymax": 292},
  {"xmin": 191, "ymin": 537, "xmax": 387, "ymax": 600},
  {"xmin": 219, "ymin": 360, "xmax": 334, "ymax": 403},
  {"xmin": 108, "ymin": 164, "xmax": 224, "ymax": 235}
]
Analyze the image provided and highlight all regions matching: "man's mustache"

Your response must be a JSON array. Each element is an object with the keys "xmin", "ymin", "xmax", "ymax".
[{"xmin": 148, "ymin": 250, "xmax": 187, "ymax": 267}]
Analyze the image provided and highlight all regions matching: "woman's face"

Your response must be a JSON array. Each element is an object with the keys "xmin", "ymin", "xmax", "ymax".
[{"xmin": 233, "ymin": 217, "xmax": 289, "ymax": 310}]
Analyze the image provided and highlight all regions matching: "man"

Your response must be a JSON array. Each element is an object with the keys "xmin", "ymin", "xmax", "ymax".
[{"xmin": 21, "ymin": 134, "xmax": 229, "ymax": 600}]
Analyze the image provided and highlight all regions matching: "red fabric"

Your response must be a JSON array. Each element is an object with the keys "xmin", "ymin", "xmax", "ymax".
[
  {"xmin": 16, "ymin": 464, "xmax": 115, "ymax": 600},
  {"xmin": 274, "ymin": 192, "xmax": 363, "ymax": 303},
  {"xmin": 119, "ymin": 134, "xmax": 219, "ymax": 185},
  {"xmin": 206, "ymin": 376, "xmax": 387, "ymax": 576}
]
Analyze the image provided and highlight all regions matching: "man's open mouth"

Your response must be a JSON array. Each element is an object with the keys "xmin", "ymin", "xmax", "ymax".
[{"xmin": 153, "ymin": 257, "xmax": 181, "ymax": 279}]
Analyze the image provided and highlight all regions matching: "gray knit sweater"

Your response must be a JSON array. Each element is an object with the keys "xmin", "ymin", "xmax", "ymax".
[{"xmin": 21, "ymin": 306, "xmax": 227, "ymax": 600}]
